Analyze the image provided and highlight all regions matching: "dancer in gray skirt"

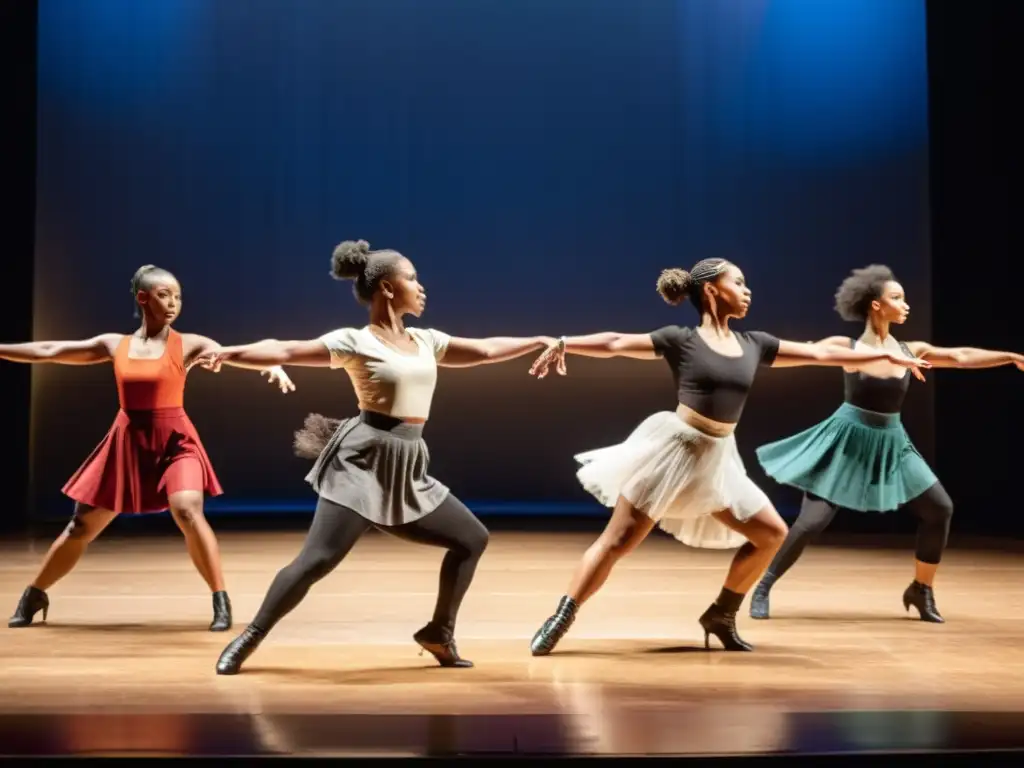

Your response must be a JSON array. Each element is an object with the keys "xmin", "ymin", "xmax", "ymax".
[{"xmin": 202, "ymin": 239, "xmax": 559, "ymax": 674}]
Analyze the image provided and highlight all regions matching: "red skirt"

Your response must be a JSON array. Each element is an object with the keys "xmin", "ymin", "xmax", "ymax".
[{"xmin": 62, "ymin": 407, "xmax": 224, "ymax": 514}]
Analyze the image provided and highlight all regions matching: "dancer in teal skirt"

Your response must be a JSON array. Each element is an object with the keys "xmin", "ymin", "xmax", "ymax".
[{"xmin": 751, "ymin": 264, "xmax": 1023, "ymax": 623}]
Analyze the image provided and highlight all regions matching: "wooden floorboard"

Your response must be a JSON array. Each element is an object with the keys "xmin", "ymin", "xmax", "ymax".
[{"xmin": 1, "ymin": 529, "xmax": 1023, "ymax": 756}]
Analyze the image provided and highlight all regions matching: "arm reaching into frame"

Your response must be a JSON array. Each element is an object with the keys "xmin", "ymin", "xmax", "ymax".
[
  {"xmin": 0, "ymin": 334, "xmax": 122, "ymax": 366},
  {"xmin": 770, "ymin": 338, "xmax": 931, "ymax": 380},
  {"xmin": 435, "ymin": 334, "xmax": 558, "ymax": 368},
  {"xmin": 184, "ymin": 334, "xmax": 297, "ymax": 393},
  {"xmin": 905, "ymin": 341, "xmax": 1024, "ymax": 371},
  {"xmin": 529, "ymin": 332, "xmax": 661, "ymax": 379}
]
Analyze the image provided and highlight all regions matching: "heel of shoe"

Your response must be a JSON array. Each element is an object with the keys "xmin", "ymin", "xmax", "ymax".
[
  {"xmin": 902, "ymin": 581, "xmax": 944, "ymax": 623},
  {"xmin": 699, "ymin": 604, "xmax": 754, "ymax": 652},
  {"xmin": 413, "ymin": 623, "xmax": 473, "ymax": 668},
  {"xmin": 8, "ymin": 586, "xmax": 49, "ymax": 629},
  {"xmin": 529, "ymin": 595, "xmax": 577, "ymax": 657},
  {"xmin": 210, "ymin": 591, "xmax": 232, "ymax": 632},
  {"xmin": 215, "ymin": 625, "xmax": 265, "ymax": 675}
]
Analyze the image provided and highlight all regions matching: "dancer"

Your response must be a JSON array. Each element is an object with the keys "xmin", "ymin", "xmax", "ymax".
[
  {"xmin": 205, "ymin": 239, "xmax": 557, "ymax": 674},
  {"xmin": 2, "ymin": 264, "xmax": 296, "ymax": 632},
  {"xmin": 751, "ymin": 264, "xmax": 1023, "ymax": 623},
  {"xmin": 526, "ymin": 258, "xmax": 929, "ymax": 654}
]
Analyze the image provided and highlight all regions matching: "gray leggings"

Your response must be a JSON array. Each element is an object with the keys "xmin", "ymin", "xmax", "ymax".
[
  {"xmin": 252, "ymin": 494, "xmax": 489, "ymax": 634},
  {"xmin": 763, "ymin": 481, "xmax": 954, "ymax": 584}
]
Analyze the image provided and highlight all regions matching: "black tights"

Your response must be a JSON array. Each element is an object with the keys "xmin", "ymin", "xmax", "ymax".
[
  {"xmin": 761, "ymin": 481, "xmax": 954, "ymax": 586},
  {"xmin": 252, "ymin": 494, "xmax": 489, "ymax": 635}
]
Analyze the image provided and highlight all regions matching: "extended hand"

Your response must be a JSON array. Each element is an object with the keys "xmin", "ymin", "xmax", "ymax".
[
  {"xmin": 193, "ymin": 351, "xmax": 227, "ymax": 373},
  {"xmin": 529, "ymin": 340, "xmax": 567, "ymax": 379},
  {"xmin": 262, "ymin": 365, "xmax": 296, "ymax": 393},
  {"xmin": 888, "ymin": 351, "xmax": 931, "ymax": 382},
  {"xmin": 1015, "ymin": 356, "xmax": 1024, "ymax": 372}
]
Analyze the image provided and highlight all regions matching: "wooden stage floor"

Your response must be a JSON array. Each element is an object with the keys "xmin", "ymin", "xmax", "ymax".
[{"xmin": 2, "ymin": 527, "xmax": 1024, "ymax": 757}]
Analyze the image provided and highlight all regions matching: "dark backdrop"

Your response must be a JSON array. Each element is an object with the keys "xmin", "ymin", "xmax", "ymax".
[
  {"xmin": 26, "ymin": 0, "xmax": 931, "ymax": 519},
  {"xmin": 2, "ymin": 1, "xmax": 1021, "ymax": 536}
]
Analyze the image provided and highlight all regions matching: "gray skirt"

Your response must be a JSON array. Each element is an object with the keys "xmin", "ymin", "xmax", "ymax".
[{"xmin": 305, "ymin": 410, "xmax": 450, "ymax": 526}]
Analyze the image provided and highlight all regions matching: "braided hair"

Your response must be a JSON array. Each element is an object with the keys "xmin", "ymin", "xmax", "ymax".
[{"xmin": 655, "ymin": 258, "xmax": 732, "ymax": 311}]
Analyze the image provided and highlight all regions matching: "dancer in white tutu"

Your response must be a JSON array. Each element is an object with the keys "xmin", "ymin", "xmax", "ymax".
[{"xmin": 527, "ymin": 258, "xmax": 930, "ymax": 654}]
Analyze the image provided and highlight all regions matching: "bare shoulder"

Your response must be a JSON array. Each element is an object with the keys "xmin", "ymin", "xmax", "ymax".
[
  {"xmin": 177, "ymin": 332, "xmax": 220, "ymax": 358},
  {"xmin": 95, "ymin": 333, "xmax": 125, "ymax": 354}
]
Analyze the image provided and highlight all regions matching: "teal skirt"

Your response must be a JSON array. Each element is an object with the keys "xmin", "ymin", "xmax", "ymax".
[{"xmin": 755, "ymin": 402, "xmax": 937, "ymax": 513}]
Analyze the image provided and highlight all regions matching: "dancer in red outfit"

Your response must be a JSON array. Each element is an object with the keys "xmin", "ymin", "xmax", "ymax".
[{"xmin": 1, "ymin": 265, "xmax": 295, "ymax": 631}]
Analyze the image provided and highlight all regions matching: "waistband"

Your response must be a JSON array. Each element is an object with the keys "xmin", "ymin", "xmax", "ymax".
[
  {"xmin": 359, "ymin": 410, "xmax": 425, "ymax": 439},
  {"xmin": 837, "ymin": 402, "xmax": 902, "ymax": 428},
  {"xmin": 118, "ymin": 407, "xmax": 188, "ymax": 421}
]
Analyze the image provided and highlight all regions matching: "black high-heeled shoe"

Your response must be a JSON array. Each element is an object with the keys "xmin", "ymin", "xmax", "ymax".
[
  {"xmin": 902, "ymin": 581, "xmax": 944, "ymax": 623},
  {"xmin": 215, "ymin": 625, "xmax": 265, "ymax": 675},
  {"xmin": 413, "ymin": 622, "xmax": 473, "ymax": 668},
  {"xmin": 699, "ymin": 603, "xmax": 754, "ymax": 651},
  {"xmin": 530, "ymin": 595, "xmax": 577, "ymax": 656},
  {"xmin": 210, "ymin": 591, "xmax": 232, "ymax": 632},
  {"xmin": 8, "ymin": 586, "xmax": 49, "ymax": 628},
  {"xmin": 749, "ymin": 581, "xmax": 772, "ymax": 620}
]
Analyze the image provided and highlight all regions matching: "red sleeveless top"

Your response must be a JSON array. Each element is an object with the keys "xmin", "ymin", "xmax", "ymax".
[{"xmin": 113, "ymin": 329, "xmax": 187, "ymax": 410}]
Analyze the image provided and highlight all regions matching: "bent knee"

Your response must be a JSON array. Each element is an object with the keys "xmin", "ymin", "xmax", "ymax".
[
  {"xmin": 170, "ymin": 499, "xmax": 206, "ymax": 528},
  {"xmin": 65, "ymin": 515, "xmax": 98, "ymax": 541},
  {"xmin": 755, "ymin": 518, "xmax": 789, "ymax": 551},
  {"xmin": 598, "ymin": 523, "xmax": 644, "ymax": 557},
  {"xmin": 471, "ymin": 526, "xmax": 490, "ymax": 556}
]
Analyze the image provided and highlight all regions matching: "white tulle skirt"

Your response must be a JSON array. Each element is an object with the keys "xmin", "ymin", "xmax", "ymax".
[{"xmin": 575, "ymin": 411, "xmax": 770, "ymax": 550}]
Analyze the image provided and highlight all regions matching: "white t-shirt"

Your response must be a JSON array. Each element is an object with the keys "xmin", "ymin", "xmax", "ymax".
[{"xmin": 318, "ymin": 326, "xmax": 452, "ymax": 419}]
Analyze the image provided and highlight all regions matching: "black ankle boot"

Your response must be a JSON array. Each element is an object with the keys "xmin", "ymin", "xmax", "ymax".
[
  {"xmin": 699, "ymin": 602, "xmax": 754, "ymax": 651},
  {"xmin": 530, "ymin": 595, "xmax": 577, "ymax": 656},
  {"xmin": 902, "ymin": 581, "xmax": 944, "ymax": 623},
  {"xmin": 215, "ymin": 625, "xmax": 266, "ymax": 675},
  {"xmin": 210, "ymin": 591, "xmax": 232, "ymax": 632},
  {"xmin": 749, "ymin": 576, "xmax": 775, "ymax": 620},
  {"xmin": 8, "ymin": 586, "xmax": 49, "ymax": 628},
  {"xmin": 413, "ymin": 622, "xmax": 473, "ymax": 668}
]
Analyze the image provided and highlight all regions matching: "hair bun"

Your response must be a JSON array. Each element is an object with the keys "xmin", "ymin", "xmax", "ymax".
[
  {"xmin": 656, "ymin": 268, "xmax": 691, "ymax": 306},
  {"xmin": 331, "ymin": 239, "xmax": 372, "ymax": 280}
]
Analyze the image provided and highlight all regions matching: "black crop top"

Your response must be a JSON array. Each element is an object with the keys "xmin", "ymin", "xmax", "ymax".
[
  {"xmin": 843, "ymin": 338, "xmax": 912, "ymax": 414},
  {"xmin": 649, "ymin": 325, "xmax": 781, "ymax": 423}
]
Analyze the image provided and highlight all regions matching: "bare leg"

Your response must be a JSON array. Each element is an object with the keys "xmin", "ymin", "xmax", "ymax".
[
  {"xmin": 32, "ymin": 504, "xmax": 119, "ymax": 591},
  {"xmin": 713, "ymin": 504, "xmax": 789, "ymax": 595},
  {"xmin": 530, "ymin": 495, "xmax": 655, "ymax": 655},
  {"xmin": 697, "ymin": 504, "xmax": 788, "ymax": 651},
  {"xmin": 9, "ymin": 504, "xmax": 119, "ymax": 627},
  {"xmin": 169, "ymin": 490, "xmax": 231, "ymax": 631},
  {"xmin": 570, "ymin": 495, "xmax": 656, "ymax": 604},
  {"xmin": 169, "ymin": 490, "xmax": 225, "ymax": 593}
]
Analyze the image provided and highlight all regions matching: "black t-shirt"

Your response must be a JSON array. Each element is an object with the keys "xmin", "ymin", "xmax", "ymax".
[{"xmin": 649, "ymin": 325, "xmax": 781, "ymax": 423}]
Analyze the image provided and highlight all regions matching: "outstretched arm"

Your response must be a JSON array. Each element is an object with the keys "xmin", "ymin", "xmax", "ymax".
[
  {"xmin": 552, "ymin": 332, "xmax": 660, "ymax": 360},
  {"xmin": 438, "ymin": 336, "xmax": 557, "ymax": 368},
  {"xmin": 198, "ymin": 338, "xmax": 333, "ymax": 369},
  {"xmin": 771, "ymin": 339, "xmax": 930, "ymax": 378},
  {"xmin": 0, "ymin": 334, "xmax": 121, "ymax": 366},
  {"xmin": 905, "ymin": 341, "xmax": 1024, "ymax": 370},
  {"xmin": 183, "ymin": 334, "xmax": 297, "ymax": 392},
  {"xmin": 528, "ymin": 332, "xmax": 660, "ymax": 378}
]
